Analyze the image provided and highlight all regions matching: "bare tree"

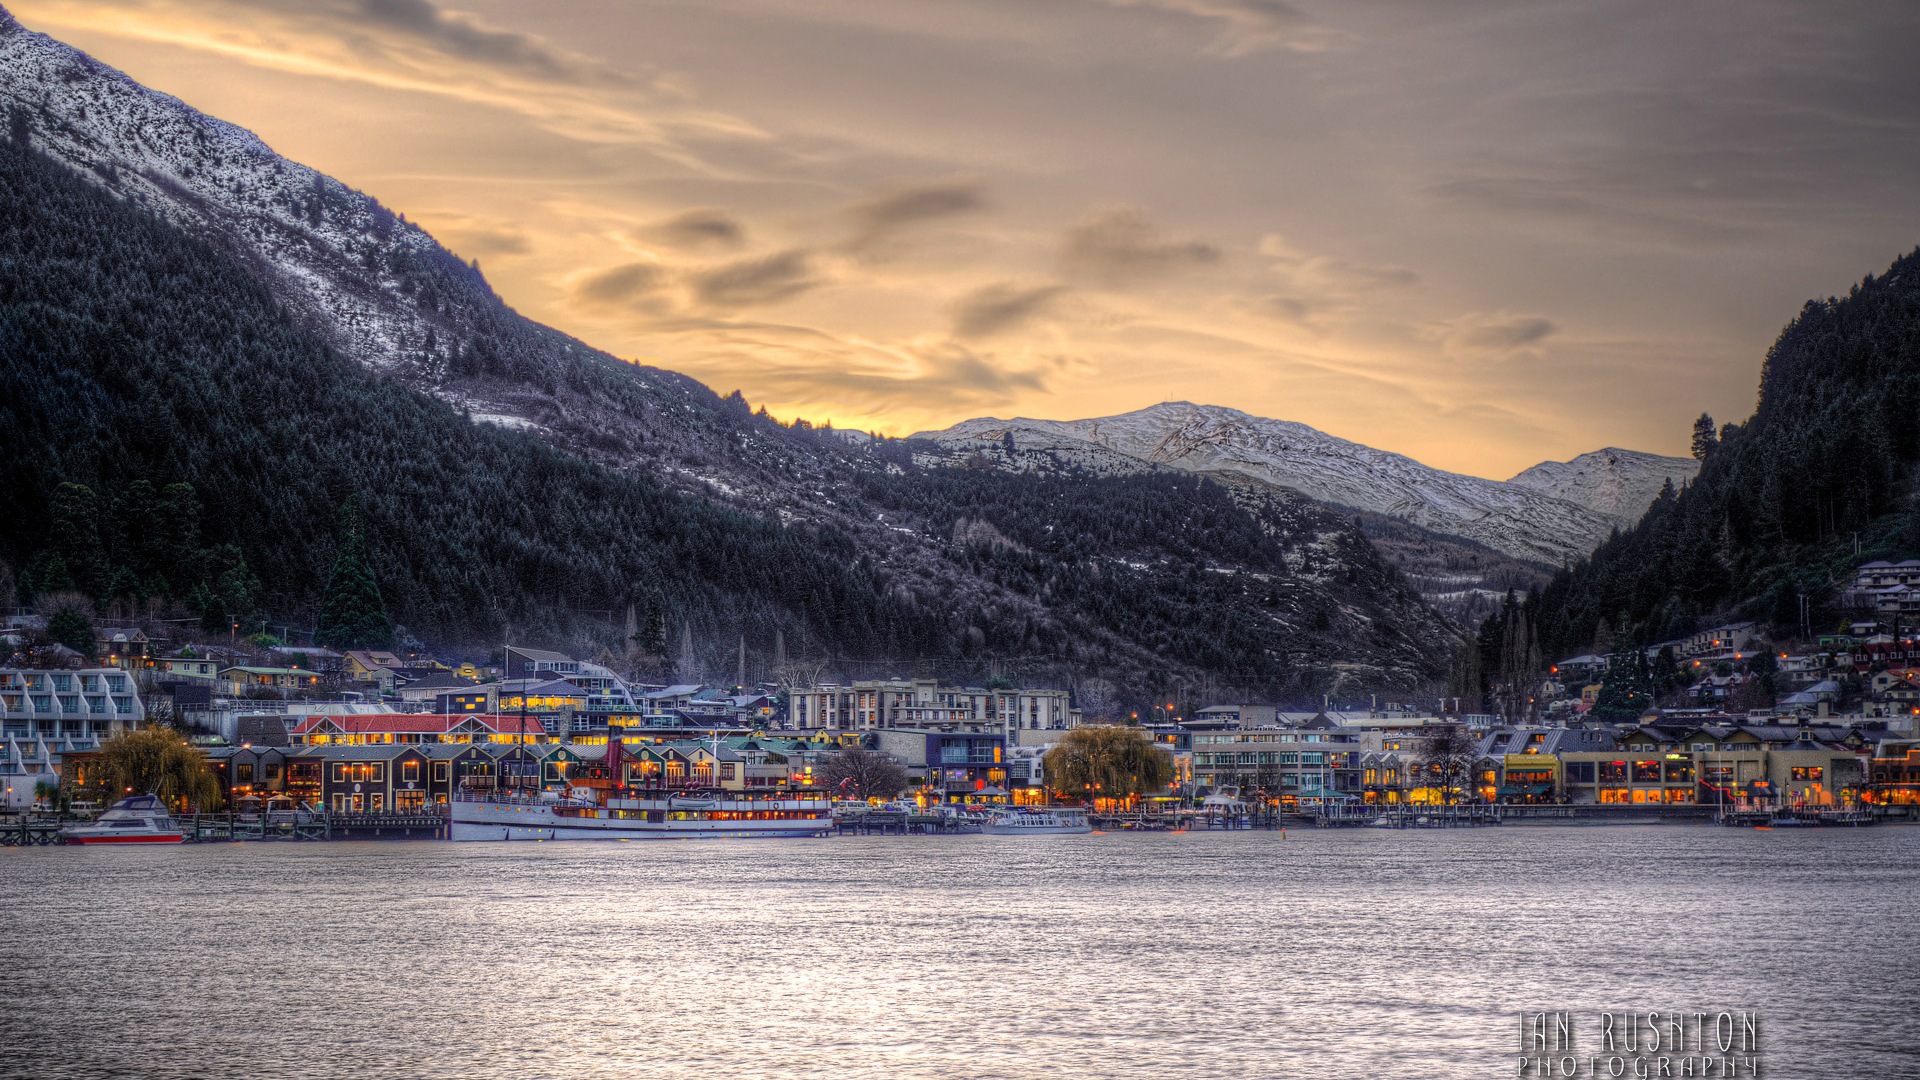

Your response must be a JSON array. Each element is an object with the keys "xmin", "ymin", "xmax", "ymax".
[
  {"xmin": 816, "ymin": 746, "xmax": 908, "ymax": 801},
  {"xmin": 1416, "ymin": 724, "xmax": 1481, "ymax": 805},
  {"xmin": 1075, "ymin": 677, "xmax": 1119, "ymax": 722},
  {"xmin": 773, "ymin": 657, "xmax": 829, "ymax": 697}
]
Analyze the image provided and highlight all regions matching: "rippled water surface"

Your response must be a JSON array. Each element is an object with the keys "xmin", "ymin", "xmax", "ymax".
[{"xmin": 2, "ymin": 826, "xmax": 1916, "ymax": 1079}]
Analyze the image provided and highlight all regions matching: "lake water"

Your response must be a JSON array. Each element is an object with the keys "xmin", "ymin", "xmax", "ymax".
[{"xmin": 1, "ymin": 826, "xmax": 1915, "ymax": 1079}]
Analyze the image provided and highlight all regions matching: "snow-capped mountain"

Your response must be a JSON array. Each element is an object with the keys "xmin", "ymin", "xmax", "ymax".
[
  {"xmin": 0, "ymin": 7, "xmax": 731, "ymax": 447},
  {"xmin": 915, "ymin": 403, "xmax": 1677, "ymax": 565},
  {"xmin": 1506, "ymin": 448, "xmax": 1698, "ymax": 525},
  {"xmin": 0, "ymin": 5, "xmax": 1460, "ymax": 698},
  {"xmin": 0, "ymin": 9, "xmax": 441, "ymax": 374}
]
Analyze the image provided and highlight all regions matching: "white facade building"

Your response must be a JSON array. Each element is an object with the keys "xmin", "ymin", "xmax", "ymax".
[{"xmin": 787, "ymin": 678, "xmax": 1075, "ymax": 738}]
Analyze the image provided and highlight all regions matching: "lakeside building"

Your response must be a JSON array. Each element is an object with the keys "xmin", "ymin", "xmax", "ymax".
[
  {"xmin": 1188, "ymin": 729, "xmax": 1364, "ymax": 808},
  {"xmin": 1867, "ymin": 739, "xmax": 1920, "ymax": 805},
  {"xmin": 1464, "ymin": 722, "xmax": 1869, "ymax": 806},
  {"xmin": 288, "ymin": 712, "xmax": 547, "ymax": 746},
  {"xmin": 1, "ymin": 668, "xmax": 146, "ymax": 804},
  {"xmin": 787, "ymin": 679, "xmax": 1075, "ymax": 739},
  {"xmin": 0, "ymin": 668, "xmax": 144, "ymax": 741},
  {"xmin": 872, "ymin": 727, "xmax": 1007, "ymax": 801}
]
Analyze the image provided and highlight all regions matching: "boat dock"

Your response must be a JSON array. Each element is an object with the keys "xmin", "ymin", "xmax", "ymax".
[{"xmin": 0, "ymin": 809, "xmax": 451, "ymax": 845}]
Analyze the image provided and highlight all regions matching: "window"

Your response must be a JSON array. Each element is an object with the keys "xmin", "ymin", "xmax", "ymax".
[
  {"xmin": 434, "ymin": 761, "xmax": 450, "ymax": 782},
  {"xmin": 402, "ymin": 760, "xmax": 420, "ymax": 783},
  {"xmin": 265, "ymin": 762, "xmax": 282, "ymax": 781},
  {"xmin": 1631, "ymin": 761, "xmax": 1662, "ymax": 784},
  {"xmin": 1790, "ymin": 766, "xmax": 1823, "ymax": 783},
  {"xmin": 1599, "ymin": 762, "xmax": 1627, "ymax": 784},
  {"xmin": 236, "ymin": 764, "xmax": 254, "ymax": 784},
  {"xmin": 1564, "ymin": 762, "xmax": 1596, "ymax": 784},
  {"xmin": 331, "ymin": 763, "xmax": 346, "ymax": 783}
]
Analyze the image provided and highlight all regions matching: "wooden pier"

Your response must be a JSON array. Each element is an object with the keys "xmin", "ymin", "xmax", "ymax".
[
  {"xmin": 1, "ymin": 809, "xmax": 452, "ymax": 845},
  {"xmin": 833, "ymin": 811, "xmax": 975, "ymax": 835}
]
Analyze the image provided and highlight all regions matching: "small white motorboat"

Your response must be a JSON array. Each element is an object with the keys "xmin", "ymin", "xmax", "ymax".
[
  {"xmin": 60, "ymin": 794, "xmax": 187, "ymax": 845},
  {"xmin": 981, "ymin": 807, "xmax": 1092, "ymax": 835}
]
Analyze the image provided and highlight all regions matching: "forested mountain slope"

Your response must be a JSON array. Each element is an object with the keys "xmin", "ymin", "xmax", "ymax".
[
  {"xmin": 0, "ymin": 24, "xmax": 1457, "ymax": 705},
  {"xmin": 1519, "ymin": 249, "xmax": 1920, "ymax": 660}
]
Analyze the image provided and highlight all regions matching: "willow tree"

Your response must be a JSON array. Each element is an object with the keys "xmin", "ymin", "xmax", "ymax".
[
  {"xmin": 90, "ymin": 727, "xmax": 222, "ymax": 811},
  {"xmin": 1042, "ymin": 726, "xmax": 1173, "ymax": 803}
]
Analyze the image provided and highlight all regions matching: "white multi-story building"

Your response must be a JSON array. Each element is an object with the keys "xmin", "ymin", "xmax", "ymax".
[
  {"xmin": 786, "ymin": 678, "xmax": 1075, "ymax": 738},
  {"xmin": 0, "ymin": 668, "xmax": 144, "ymax": 741},
  {"xmin": 0, "ymin": 668, "xmax": 147, "ymax": 809}
]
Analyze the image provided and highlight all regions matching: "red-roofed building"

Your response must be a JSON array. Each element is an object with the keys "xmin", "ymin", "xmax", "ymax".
[{"xmin": 290, "ymin": 712, "xmax": 547, "ymax": 746}]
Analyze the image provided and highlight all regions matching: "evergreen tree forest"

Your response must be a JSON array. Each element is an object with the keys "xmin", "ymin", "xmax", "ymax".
[
  {"xmin": 0, "ymin": 128, "xmax": 1451, "ymax": 700},
  {"xmin": 1473, "ymin": 249, "xmax": 1920, "ymax": 698},
  {"xmin": 0, "ymin": 131, "xmax": 940, "ymax": 657}
]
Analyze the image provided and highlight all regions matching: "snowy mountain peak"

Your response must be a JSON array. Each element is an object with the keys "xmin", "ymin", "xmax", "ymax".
[
  {"xmin": 917, "ymin": 406, "xmax": 1683, "ymax": 565},
  {"xmin": 0, "ymin": 13, "xmax": 465, "ymax": 380},
  {"xmin": 1506, "ymin": 447, "xmax": 1699, "ymax": 523}
]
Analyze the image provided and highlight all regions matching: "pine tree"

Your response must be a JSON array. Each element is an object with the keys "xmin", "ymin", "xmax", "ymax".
[
  {"xmin": 315, "ymin": 497, "xmax": 393, "ymax": 649},
  {"xmin": 48, "ymin": 482, "xmax": 108, "ymax": 596},
  {"xmin": 1590, "ymin": 650, "xmax": 1654, "ymax": 722},
  {"xmin": 46, "ymin": 606, "xmax": 95, "ymax": 657},
  {"xmin": 1691, "ymin": 413, "xmax": 1718, "ymax": 459}
]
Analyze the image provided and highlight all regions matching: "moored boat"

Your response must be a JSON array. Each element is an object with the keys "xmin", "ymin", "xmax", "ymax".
[
  {"xmin": 981, "ymin": 807, "xmax": 1092, "ymax": 835},
  {"xmin": 450, "ymin": 788, "xmax": 834, "ymax": 841},
  {"xmin": 60, "ymin": 794, "xmax": 187, "ymax": 845}
]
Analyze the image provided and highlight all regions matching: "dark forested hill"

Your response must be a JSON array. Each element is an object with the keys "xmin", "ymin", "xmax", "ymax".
[
  {"xmin": 0, "ymin": 124, "xmax": 1453, "ymax": 704},
  {"xmin": 1510, "ymin": 249, "xmax": 1920, "ymax": 662},
  {"xmin": 0, "ymin": 130, "xmax": 946, "ymax": 662}
]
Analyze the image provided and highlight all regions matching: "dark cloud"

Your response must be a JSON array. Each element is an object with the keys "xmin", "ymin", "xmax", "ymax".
[
  {"xmin": 641, "ymin": 209, "xmax": 746, "ymax": 251},
  {"xmin": 690, "ymin": 249, "xmax": 819, "ymax": 307},
  {"xmin": 231, "ymin": 0, "xmax": 615, "ymax": 82},
  {"xmin": 951, "ymin": 283, "xmax": 1068, "ymax": 338},
  {"xmin": 1256, "ymin": 295, "xmax": 1314, "ymax": 325},
  {"xmin": 1060, "ymin": 209, "xmax": 1219, "ymax": 288},
  {"xmin": 843, "ymin": 178, "xmax": 986, "ymax": 253},
  {"xmin": 716, "ymin": 341, "xmax": 1051, "ymax": 409},
  {"xmin": 1439, "ymin": 312, "xmax": 1557, "ymax": 356},
  {"xmin": 574, "ymin": 262, "xmax": 669, "ymax": 306}
]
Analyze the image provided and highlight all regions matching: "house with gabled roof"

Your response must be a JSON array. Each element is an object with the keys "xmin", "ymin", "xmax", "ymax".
[{"xmin": 288, "ymin": 712, "xmax": 546, "ymax": 746}]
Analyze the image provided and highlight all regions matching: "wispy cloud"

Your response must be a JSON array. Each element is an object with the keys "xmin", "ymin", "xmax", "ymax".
[
  {"xmin": 641, "ymin": 208, "xmax": 747, "ymax": 251},
  {"xmin": 689, "ymin": 249, "xmax": 821, "ymax": 308},
  {"xmin": 1098, "ymin": 0, "xmax": 1353, "ymax": 55},
  {"xmin": 1431, "ymin": 311, "xmax": 1558, "ymax": 360},
  {"xmin": 841, "ymin": 177, "xmax": 987, "ymax": 255},
  {"xmin": 951, "ymin": 282, "xmax": 1068, "ymax": 338},
  {"xmin": 290, "ymin": 0, "xmax": 611, "ymax": 83},
  {"xmin": 1059, "ymin": 209, "xmax": 1219, "ymax": 289}
]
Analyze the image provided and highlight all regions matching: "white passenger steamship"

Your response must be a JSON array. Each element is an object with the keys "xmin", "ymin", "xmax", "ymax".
[{"xmin": 450, "ymin": 788, "xmax": 833, "ymax": 841}]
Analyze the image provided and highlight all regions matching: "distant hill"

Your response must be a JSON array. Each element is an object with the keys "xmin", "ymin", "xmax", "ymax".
[
  {"xmin": 1508, "ymin": 448, "xmax": 1698, "ymax": 526},
  {"xmin": 0, "ymin": 6, "xmax": 1457, "ymax": 705},
  {"xmin": 914, "ymin": 403, "xmax": 1684, "ymax": 566}
]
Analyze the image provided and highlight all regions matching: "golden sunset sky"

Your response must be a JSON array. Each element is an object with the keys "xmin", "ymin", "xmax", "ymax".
[{"xmin": 11, "ymin": 0, "xmax": 1920, "ymax": 477}]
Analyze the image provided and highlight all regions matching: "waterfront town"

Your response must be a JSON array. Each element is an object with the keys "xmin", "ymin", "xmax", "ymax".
[{"xmin": 7, "ymin": 559, "xmax": 1920, "ymax": 832}]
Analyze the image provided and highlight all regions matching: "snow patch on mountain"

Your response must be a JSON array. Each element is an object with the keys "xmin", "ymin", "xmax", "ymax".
[
  {"xmin": 0, "ymin": 13, "xmax": 450, "ymax": 372},
  {"xmin": 1507, "ymin": 448, "xmax": 1698, "ymax": 526},
  {"xmin": 915, "ymin": 403, "xmax": 1664, "ymax": 565}
]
